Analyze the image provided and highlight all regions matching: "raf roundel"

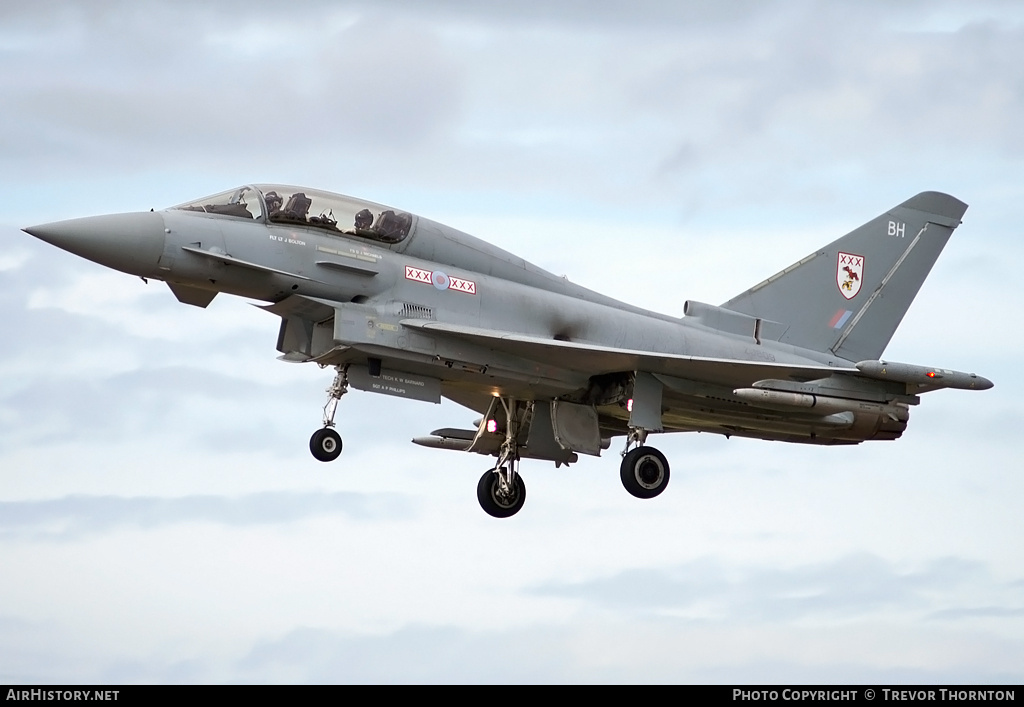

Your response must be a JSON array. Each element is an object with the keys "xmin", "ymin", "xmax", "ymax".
[
  {"xmin": 432, "ymin": 270, "xmax": 450, "ymax": 290},
  {"xmin": 405, "ymin": 264, "xmax": 477, "ymax": 295}
]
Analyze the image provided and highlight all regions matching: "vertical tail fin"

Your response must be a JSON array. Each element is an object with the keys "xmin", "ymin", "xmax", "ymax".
[{"xmin": 723, "ymin": 192, "xmax": 968, "ymax": 362}]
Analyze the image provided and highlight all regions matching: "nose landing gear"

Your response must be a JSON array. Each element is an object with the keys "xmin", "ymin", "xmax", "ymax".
[{"xmin": 309, "ymin": 365, "xmax": 348, "ymax": 463}]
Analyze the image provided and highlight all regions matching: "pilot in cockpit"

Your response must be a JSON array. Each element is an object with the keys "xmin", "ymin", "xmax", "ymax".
[
  {"xmin": 353, "ymin": 208, "xmax": 374, "ymax": 232},
  {"xmin": 264, "ymin": 191, "xmax": 283, "ymax": 217}
]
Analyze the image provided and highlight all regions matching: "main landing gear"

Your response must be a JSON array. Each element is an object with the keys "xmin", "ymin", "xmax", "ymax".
[
  {"xmin": 309, "ymin": 365, "xmax": 347, "ymax": 462},
  {"xmin": 619, "ymin": 428, "xmax": 670, "ymax": 499},
  {"xmin": 477, "ymin": 468, "xmax": 526, "ymax": 519},
  {"xmin": 302, "ymin": 370, "xmax": 670, "ymax": 514},
  {"xmin": 477, "ymin": 397, "xmax": 527, "ymax": 518},
  {"xmin": 474, "ymin": 402, "xmax": 670, "ymax": 516}
]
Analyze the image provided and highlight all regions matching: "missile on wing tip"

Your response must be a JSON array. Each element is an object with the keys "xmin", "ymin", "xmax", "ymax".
[
  {"xmin": 732, "ymin": 388, "xmax": 905, "ymax": 419},
  {"xmin": 855, "ymin": 360, "xmax": 994, "ymax": 390}
]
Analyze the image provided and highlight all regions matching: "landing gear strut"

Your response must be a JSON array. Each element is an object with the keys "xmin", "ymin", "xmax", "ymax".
[
  {"xmin": 619, "ymin": 427, "xmax": 670, "ymax": 499},
  {"xmin": 309, "ymin": 365, "xmax": 348, "ymax": 462},
  {"xmin": 477, "ymin": 397, "xmax": 528, "ymax": 518}
]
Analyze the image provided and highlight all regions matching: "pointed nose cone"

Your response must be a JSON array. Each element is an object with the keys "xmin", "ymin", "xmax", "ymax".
[{"xmin": 24, "ymin": 211, "xmax": 166, "ymax": 277}]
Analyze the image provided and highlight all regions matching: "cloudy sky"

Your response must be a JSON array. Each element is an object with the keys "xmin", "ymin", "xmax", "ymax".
[{"xmin": 2, "ymin": 0, "xmax": 1023, "ymax": 684}]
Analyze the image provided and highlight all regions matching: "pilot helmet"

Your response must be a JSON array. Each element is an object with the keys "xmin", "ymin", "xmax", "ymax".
[
  {"xmin": 354, "ymin": 208, "xmax": 373, "ymax": 229},
  {"xmin": 264, "ymin": 191, "xmax": 283, "ymax": 212}
]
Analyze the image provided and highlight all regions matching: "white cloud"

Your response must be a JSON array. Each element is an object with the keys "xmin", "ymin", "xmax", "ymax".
[{"xmin": 0, "ymin": 250, "xmax": 31, "ymax": 272}]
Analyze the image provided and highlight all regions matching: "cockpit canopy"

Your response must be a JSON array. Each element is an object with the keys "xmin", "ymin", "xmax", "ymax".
[{"xmin": 171, "ymin": 184, "xmax": 414, "ymax": 244}]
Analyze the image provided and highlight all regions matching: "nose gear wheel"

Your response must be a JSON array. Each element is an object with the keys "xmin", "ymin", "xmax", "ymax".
[
  {"xmin": 309, "ymin": 365, "xmax": 348, "ymax": 462},
  {"xmin": 310, "ymin": 427, "xmax": 343, "ymax": 462}
]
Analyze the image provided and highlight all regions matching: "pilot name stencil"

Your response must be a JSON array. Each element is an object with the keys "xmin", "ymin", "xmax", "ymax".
[{"xmin": 269, "ymin": 233, "xmax": 306, "ymax": 246}]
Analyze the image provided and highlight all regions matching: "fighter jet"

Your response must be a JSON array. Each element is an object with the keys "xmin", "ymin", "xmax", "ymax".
[{"xmin": 23, "ymin": 185, "xmax": 992, "ymax": 517}]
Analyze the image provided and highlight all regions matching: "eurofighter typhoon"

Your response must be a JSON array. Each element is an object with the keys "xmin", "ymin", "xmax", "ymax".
[{"xmin": 23, "ymin": 186, "xmax": 992, "ymax": 517}]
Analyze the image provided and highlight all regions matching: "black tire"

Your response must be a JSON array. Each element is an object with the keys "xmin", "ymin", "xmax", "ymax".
[
  {"xmin": 620, "ymin": 446, "xmax": 670, "ymax": 499},
  {"xmin": 477, "ymin": 468, "xmax": 526, "ymax": 518},
  {"xmin": 310, "ymin": 428, "xmax": 343, "ymax": 462}
]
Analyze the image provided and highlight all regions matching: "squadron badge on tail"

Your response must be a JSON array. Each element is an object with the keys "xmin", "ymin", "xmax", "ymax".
[{"xmin": 837, "ymin": 252, "xmax": 864, "ymax": 299}]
